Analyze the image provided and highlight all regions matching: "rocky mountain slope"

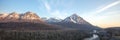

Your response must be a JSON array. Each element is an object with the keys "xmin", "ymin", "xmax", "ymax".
[
  {"xmin": 62, "ymin": 14, "xmax": 91, "ymax": 25},
  {"xmin": 0, "ymin": 11, "xmax": 43, "ymax": 23}
]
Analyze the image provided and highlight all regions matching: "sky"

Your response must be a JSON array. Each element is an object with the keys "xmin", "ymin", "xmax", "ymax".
[{"xmin": 0, "ymin": 0, "xmax": 120, "ymax": 28}]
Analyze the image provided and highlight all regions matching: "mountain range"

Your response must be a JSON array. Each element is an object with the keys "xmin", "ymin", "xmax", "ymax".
[
  {"xmin": 0, "ymin": 11, "xmax": 102, "ymax": 31},
  {"xmin": 45, "ymin": 14, "xmax": 101, "ymax": 31},
  {"xmin": 0, "ymin": 11, "xmax": 43, "ymax": 23}
]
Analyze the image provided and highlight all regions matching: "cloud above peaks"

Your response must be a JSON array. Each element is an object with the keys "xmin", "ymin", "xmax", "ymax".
[
  {"xmin": 95, "ymin": 0, "xmax": 120, "ymax": 14},
  {"xmin": 42, "ymin": 0, "xmax": 68, "ymax": 19},
  {"xmin": 44, "ymin": 1, "xmax": 51, "ymax": 12}
]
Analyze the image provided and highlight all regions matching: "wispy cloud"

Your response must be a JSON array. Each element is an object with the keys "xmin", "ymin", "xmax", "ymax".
[
  {"xmin": 42, "ymin": 0, "xmax": 67, "ymax": 19},
  {"xmin": 84, "ymin": 0, "xmax": 120, "ymax": 27},
  {"xmin": 44, "ymin": 1, "xmax": 51, "ymax": 12},
  {"xmin": 95, "ymin": 0, "xmax": 120, "ymax": 14}
]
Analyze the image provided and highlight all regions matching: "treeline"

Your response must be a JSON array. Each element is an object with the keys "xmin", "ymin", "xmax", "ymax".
[
  {"xmin": 0, "ymin": 30, "xmax": 92, "ymax": 40},
  {"xmin": 105, "ymin": 27, "xmax": 120, "ymax": 36},
  {"xmin": 104, "ymin": 27, "xmax": 120, "ymax": 40},
  {"xmin": 0, "ymin": 22, "xmax": 61, "ymax": 30},
  {"xmin": 0, "ymin": 29, "xmax": 118, "ymax": 40}
]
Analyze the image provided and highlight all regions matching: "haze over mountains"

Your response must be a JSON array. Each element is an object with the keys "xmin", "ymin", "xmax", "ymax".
[{"xmin": 0, "ymin": 11, "xmax": 101, "ymax": 31}]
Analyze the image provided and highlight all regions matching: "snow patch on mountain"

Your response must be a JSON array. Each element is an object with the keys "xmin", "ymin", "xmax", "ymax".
[{"xmin": 62, "ymin": 14, "xmax": 91, "ymax": 25}]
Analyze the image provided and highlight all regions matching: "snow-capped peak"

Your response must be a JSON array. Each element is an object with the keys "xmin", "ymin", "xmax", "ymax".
[
  {"xmin": 62, "ymin": 14, "xmax": 91, "ymax": 25},
  {"xmin": 70, "ymin": 14, "xmax": 79, "ymax": 18}
]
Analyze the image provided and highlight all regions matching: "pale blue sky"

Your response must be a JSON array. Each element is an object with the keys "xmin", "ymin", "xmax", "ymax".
[{"xmin": 0, "ymin": 0, "xmax": 120, "ymax": 27}]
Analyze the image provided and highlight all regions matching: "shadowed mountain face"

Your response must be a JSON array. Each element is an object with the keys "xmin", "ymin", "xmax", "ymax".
[{"xmin": 50, "ymin": 22, "xmax": 102, "ymax": 31}]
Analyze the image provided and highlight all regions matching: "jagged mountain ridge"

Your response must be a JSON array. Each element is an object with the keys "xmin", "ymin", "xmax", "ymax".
[
  {"xmin": 0, "ymin": 12, "xmax": 91, "ymax": 25},
  {"xmin": 0, "ymin": 11, "xmax": 42, "ymax": 22}
]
